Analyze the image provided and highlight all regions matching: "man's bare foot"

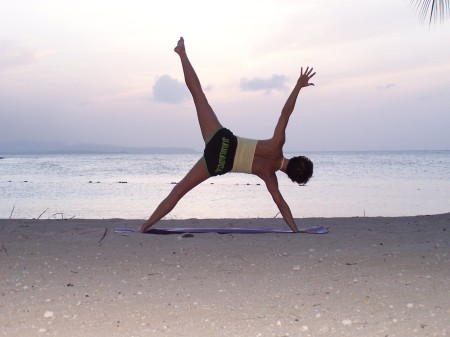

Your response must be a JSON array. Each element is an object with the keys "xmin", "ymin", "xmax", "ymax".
[{"xmin": 174, "ymin": 37, "xmax": 185, "ymax": 54}]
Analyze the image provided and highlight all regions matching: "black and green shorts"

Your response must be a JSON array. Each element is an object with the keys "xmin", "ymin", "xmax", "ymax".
[{"xmin": 203, "ymin": 128, "xmax": 237, "ymax": 176}]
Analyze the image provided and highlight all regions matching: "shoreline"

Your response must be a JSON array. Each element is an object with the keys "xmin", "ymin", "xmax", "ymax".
[
  {"xmin": 1, "ymin": 214, "xmax": 449, "ymax": 336},
  {"xmin": 2, "ymin": 211, "xmax": 450, "ymax": 221}
]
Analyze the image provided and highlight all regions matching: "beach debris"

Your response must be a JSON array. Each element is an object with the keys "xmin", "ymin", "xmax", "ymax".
[
  {"xmin": 98, "ymin": 228, "xmax": 109, "ymax": 244},
  {"xmin": 43, "ymin": 311, "xmax": 54, "ymax": 318},
  {"xmin": 50, "ymin": 213, "xmax": 64, "ymax": 220},
  {"xmin": 1, "ymin": 241, "xmax": 7, "ymax": 255},
  {"xmin": 9, "ymin": 205, "xmax": 15, "ymax": 219},
  {"xmin": 300, "ymin": 325, "xmax": 309, "ymax": 332},
  {"xmin": 289, "ymin": 312, "xmax": 301, "ymax": 321},
  {"xmin": 37, "ymin": 208, "xmax": 49, "ymax": 220},
  {"xmin": 341, "ymin": 319, "xmax": 352, "ymax": 326},
  {"xmin": 237, "ymin": 255, "xmax": 250, "ymax": 265},
  {"xmin": 181, "ymin": 233, "xmax": 194, "ymax": 238},
  {"xmin": 292, "ymin": 265, "xmax": 301, "ymax": 271},
  {"xmin": 46, "ymin": 212, "xmax": 76, "ymax": 221}
]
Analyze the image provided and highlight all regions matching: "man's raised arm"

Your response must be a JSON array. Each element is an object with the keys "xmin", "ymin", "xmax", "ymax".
[{"xmin": 272, "ymin": 67, "xmax": 316, "ymax": 144}]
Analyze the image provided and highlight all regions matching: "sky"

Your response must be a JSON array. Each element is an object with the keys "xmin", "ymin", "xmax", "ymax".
[{"xmin": 1, "ymin": 0, "xmax": 449, "ymax": 152}]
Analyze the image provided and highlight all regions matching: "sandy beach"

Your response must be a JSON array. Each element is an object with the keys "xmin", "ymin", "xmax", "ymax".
[{"xmin": 1, "ymin": 214, "xmax": 449, "ymax": 337}]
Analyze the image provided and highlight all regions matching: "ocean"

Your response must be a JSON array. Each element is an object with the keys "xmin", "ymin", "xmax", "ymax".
[{"xmin": 1, "ymin": 151, "xmax": 449, "ymax": 220}]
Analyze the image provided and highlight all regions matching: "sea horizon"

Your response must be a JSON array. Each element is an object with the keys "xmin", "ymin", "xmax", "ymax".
[{"xmin": 1, "ymin": 140, "xmax": 449, "ymax": 156}]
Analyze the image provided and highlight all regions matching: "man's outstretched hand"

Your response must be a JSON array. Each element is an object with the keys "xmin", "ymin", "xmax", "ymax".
[{"xmin": 298, "ymin": 67, "xmax": 316, "ymax": 88}]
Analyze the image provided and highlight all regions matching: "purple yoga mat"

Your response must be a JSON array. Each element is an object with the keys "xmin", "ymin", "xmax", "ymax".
[{"xmin": 115, "ymin": 226, "xmax": 328, "ymax": 235}]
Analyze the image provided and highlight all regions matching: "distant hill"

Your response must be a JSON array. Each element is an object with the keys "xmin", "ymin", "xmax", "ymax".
[{"xmin": 0, "ymin": 141, "xmax": 198, "ymax": 155}]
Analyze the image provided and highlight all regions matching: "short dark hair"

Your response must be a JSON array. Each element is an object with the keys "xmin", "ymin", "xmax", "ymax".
[{"xmin": 286, "ymin": 156, "xmax": 313, "ymax": 185}]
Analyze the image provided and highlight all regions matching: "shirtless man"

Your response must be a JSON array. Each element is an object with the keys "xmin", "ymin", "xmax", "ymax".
[{"xmin": 139, "ymin": 37, "xmax": 315, "ymax": 233}]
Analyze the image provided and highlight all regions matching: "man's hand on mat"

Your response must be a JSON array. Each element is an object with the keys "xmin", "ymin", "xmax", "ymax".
[{"xmin": 138, "ymin": 224, "xmax": 149, "ymax": 233}]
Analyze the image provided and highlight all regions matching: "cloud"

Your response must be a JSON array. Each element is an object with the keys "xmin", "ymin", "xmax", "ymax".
[
  {"xmin": 152, "ymin": 74, "xmax": 190, "ymax": 104},
  {"xmin": 377, "ymin": 83, "xmax": 396, "ymax": 90},
  {"xmin": 0, "ymin": 40, "xmax": 36, "ymax": 69},
  {"xmin": 240, "ymin": 74, "xmax": 288, "ymax": 93}
]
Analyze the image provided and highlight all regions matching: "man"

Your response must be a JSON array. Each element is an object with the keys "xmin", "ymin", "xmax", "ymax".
[{"xmin": 139, "ymin": 37, "xmax": 315, "ymax": 233}]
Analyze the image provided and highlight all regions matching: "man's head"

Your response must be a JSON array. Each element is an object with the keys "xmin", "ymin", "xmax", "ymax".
[{"xmin": 286, "ymin": 156, "xmax": 313, "ymax": 185}]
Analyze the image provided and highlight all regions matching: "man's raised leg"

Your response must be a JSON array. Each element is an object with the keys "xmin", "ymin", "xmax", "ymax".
[{"xmin": 175, "ymin": 37, "xmax": 221, "ymax": 142}]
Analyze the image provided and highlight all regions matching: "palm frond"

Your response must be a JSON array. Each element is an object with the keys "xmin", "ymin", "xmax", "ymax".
[{"xmin": 411, "ymin": 0, "xmax": 450, "ymax": 23}]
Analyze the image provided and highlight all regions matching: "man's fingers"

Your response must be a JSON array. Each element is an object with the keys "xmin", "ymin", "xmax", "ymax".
[{"xmin": 300, "ymin": 67, "xmax": 316, "ymax": 77}]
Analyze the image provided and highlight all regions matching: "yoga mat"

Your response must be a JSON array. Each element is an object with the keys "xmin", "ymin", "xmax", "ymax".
[{"xmin": 115, "ymin": 225, "xmax": 328, "ymax": 235}]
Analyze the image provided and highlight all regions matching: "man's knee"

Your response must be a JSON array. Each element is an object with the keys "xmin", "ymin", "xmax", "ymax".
[{"xmin": 170, "ymin": 185, "xmax": 187, "ymax": 201}]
